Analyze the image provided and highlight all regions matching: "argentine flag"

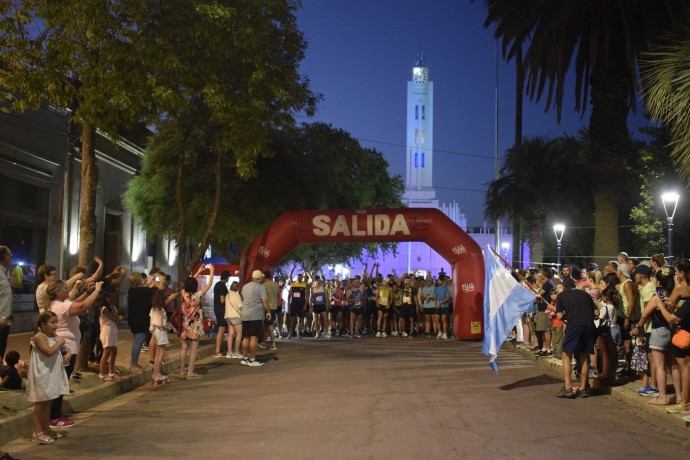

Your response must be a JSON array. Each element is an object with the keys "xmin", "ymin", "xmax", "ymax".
[{"xmin": 482, "ymin": 245, "xmax": 536, "ymax": 374}]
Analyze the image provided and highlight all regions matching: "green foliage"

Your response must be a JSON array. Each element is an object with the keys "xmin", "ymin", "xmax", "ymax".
[
  {"xmin": 641, "ymin": 25, "xmax": 690, "ymax": 180},
  {"xmin": 125, "ymin": 121, "xmax": 405, "ymax": 263}
]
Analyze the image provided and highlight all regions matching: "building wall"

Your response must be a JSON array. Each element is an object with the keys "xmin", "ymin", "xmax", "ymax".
[{"xmin": 0, "ymin": 105, "xmax": 162, "ymax": 331}]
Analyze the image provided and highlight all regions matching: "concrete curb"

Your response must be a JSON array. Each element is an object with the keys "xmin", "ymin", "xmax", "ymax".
[
  {"xmin": 0, "ymin": 340, "xmax": 216, "ymax": 446},
  {"xmin": 504, "ymin": 342, "xmax": 690, "ymax": 432}
]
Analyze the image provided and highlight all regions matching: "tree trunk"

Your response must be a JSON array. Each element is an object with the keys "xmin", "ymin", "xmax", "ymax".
[
  {"xmin": 78, "ymin": 123, "xmax": 98, "ymax": 267},
  {"xmin": 176, "ymin": 147, "xmax": 224, "ymax": 282},
  {"xmin": 592, "ymin": 184, "xmax": 619, "ymax": 267},
  {"xmin": 588, "ymin": 18, "xmax": 631, "ymax": 261},
  {"xmin": 527, "ymin": 212, "xmax": 545, "ymax": 266},
  {"xmin": 175, "ymin": 151, "xmax": 188, "ymax": 283}
]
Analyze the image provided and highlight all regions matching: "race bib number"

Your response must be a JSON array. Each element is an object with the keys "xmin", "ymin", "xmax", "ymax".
[
  {"xmin": 402, "ymin": 295, "xmax": 412, "ymax": 304},
  {"xmin": 293, "ymin": 292, "xmax": 301, "ymax": 298},
  {"xmin": 379, "ymin": 297, "xmax": 389, "ymax": 306}
]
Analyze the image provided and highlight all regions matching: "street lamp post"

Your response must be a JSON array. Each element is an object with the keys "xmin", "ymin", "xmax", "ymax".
[
  {"xmin": 501, "ymin": 241, "xmax": 510, "ymax": 267},
  {"xmin": 662, "ymin": 192, "xmax": 680, "ymax": 267},
  {"xmin": 553, "ymin": 224, "xmax": 565, "ymax": 273}
]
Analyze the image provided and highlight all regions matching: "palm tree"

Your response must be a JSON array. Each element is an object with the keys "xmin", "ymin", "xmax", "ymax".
[
  {"xmin": 484, "ymin": 0, "xmax": 688, "ymax": 264},
  {"xmin": 485, "ymin": 136, "xmax": 588, "ymax": 265},
  {"xmin": 641, "ymin": 26, "xmax": 690, "ymax": 179}
]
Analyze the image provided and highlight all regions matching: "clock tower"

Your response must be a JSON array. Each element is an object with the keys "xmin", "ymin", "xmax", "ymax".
[{"xmin": 403, "ymin": 54, "xmax": 436, "ymax": 207}]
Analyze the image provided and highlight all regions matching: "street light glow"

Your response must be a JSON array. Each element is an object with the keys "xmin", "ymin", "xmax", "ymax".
[
  {"xmin": 553, "ymin": 223, "xmax": 565, "ymax": 243},
  {"xmin": 662, "ymin": 192, "xmax": 680, "ymax": 221}
]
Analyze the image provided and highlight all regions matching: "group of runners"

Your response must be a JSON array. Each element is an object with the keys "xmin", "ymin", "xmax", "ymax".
[{"xmin": 274, "ymin": 264, "xmax": 454, "ymax": 340}]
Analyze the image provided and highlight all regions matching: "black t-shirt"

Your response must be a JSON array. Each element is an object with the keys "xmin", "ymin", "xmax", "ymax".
[
  {"xmin": 537, "ymin": 280, "xmax": 555, "ymax": 312},
  {"xmin": 214, "ymin": 281, "xmax": 228, "ymax": 312},
  {"xmin": 1, "ymin": 366, "xmax": 22, "ymax": 390},
  {"xmin": 127, "ymin": 287, "xmax": 154, "ymax": 334},
  {"xmin": 555, "ymin": 288, "xmax": 596, "ymax": 327}
]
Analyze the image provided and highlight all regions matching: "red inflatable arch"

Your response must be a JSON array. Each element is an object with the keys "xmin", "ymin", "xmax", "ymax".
[{"xmin": 240, "ymin": 208, "xmax": 485, "ymax": 340}]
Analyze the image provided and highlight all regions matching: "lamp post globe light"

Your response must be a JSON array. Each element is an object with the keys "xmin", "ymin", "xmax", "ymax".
[
  {"xmin": 553, "ymin": 224, "xmax": 566, "ymax": 272},
  {"xmin": 662, "ymin": 192, "xmax": 680, "ymax": 266}
]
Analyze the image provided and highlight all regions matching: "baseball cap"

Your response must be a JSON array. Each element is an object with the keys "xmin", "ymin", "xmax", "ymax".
[
  {"xmin": 618, "ymin": 264, "xmax": 630, "ymax": 278},
  {"xmin": 251, "ymin": 269, "xmax": 264, "ymax": 280}
]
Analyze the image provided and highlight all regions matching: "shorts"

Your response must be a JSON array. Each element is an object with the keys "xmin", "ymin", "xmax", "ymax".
[
  {"xmin": 437, "ymin": 306, "xmax": 449, "ymax": 315},
  {"xmin": 424, "ymin": 308, "xmax": 437, "ymax": 316},
  {"xmin": 617, "ymin": 316, "xmax": 632, "ymax": 341},
  {"xmin": 399, "ymin": 305, "xmax": 415, "ymax": 318},
  {"xmin": 649, "ymin": 326, "xmax": 671, "ymax": 351},
  {"xmin": 535, "ymin": 312, "xmax": 550, "ymax": 332},
  {"xmin": 154, "ymin": 329, "xmax": 169, "ymax": 346},
  {"xmin": 349, "ymin": 306, "xmax": 363, "ymax": 316},
  {"xmin": 378, "ymin": 306, "xmax": 389, "ymax": 314},
  {"xmin": 562, "ymin": 325, "xmax": 596, "ymax": 355},
  {"xmin": 313, "ymin": 304, "xmax": 327, "ymax": 314},
  {"xmin": 242, "ymin": 319, "xmax": 264, "ymax": 338},
  {"xmin": 226, "ymin": 317, "xmax": 241, "ymax": 326},
  {"xmin": 264, "ymin": 313, "xmax": 276, "ymax": 326},
  {"xmin": 289, "ymin": 302, "xmax": 305, "ymax": 316},
  {"xmin": 214, "ymin": 308, "xmax": 228, "ymax": 328}
]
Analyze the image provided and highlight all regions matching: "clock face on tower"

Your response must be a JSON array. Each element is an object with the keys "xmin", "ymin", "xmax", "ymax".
[{"xmin": 413, "ymin": 67, "xmax": 428, "ymax": 85}]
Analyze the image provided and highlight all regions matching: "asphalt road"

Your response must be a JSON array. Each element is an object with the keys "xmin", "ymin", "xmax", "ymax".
[{"xmin": 3, "ymin": 336, "xmax": 690, "ymax": 459}]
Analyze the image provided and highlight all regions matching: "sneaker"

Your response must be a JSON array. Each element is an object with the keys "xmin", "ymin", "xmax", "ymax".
[
  {"xmin": 382, "ymin": 332, "xmax": 388, "ymax": 338},
  {"xmin": 441, "ymin": 333, "xmax": 448, "ymax": 340},
  {"xmin": 354, "ymin": 333, "xmax": 362, "ymax": 338},
  {"xmin": 258, "ymin": 344, "xmax": 267, "ymax": 349},
  {"xmin": 578, "ymin": 388, "xmax": 590, "ymax": 399},
  {"xmin": 247, "ymin": 359, "xmax": 264, "ymax": 367},
  {"xmin": 49, "ymin": 417, "xmax": 75, "ymax": 429},
  {"xmin": 141, "ymin": 345, "xmax": 149, "ymax": 352},
  {"xmin": 401, "ymin": 331, "xmax": 409, "ymax": 338},
  {"xmin": 555, "ymin": 387, "xmax": 576, "ymax": 399},
  {"xmin": 376, "ymin": 331, "xmax": 382, "ymax": 338},
  {"xmin": 392, "ymin": 331, "xmax": 399, "ymax": 337},
  {"xmin": 270, "ymin": 346, "xmax": 278, "ymax": 351},
  {"xmin": 240, "ymin": 358, "xmax": 249, "ymax": 366},
  {"xmin": 638, "ymin": 385, "xmax": 659, "ymax": 396},
  {"xmin": 225, "ymin": 353, "xmax": 234, "ymax": 359},
  {"xmin": 213, "ymin": 353, "xmax": 224, "ymax": 358},
  {"xmin": 343, "ymin": 332, "xmax": 351, "ymax": 337},
  {"xmin": 436, "ymin": 332, "xmax": 442, "ymax": 339}
]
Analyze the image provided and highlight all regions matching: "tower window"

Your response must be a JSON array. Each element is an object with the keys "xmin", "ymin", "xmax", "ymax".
[
  {"xmin": 415, "ymin": 105, "xmax": 418, "ymax": 120},
  {"xmin": 422, "ymin": 152, "xmax": 425, "ymax": 168},
  {"xmin": 422, "ymin": 105, "xmax": 425, "ymax": 120},
  {"xmin": 415, "ymin": 129, "xmax": 418, "ymax": 144},
  {"xmin": 421, "ymin": 129, "xmax": 425, "ymax": 143},
  {"xmin": 414, "ymin": 152, "xmax": 418, "ymax": 168}
]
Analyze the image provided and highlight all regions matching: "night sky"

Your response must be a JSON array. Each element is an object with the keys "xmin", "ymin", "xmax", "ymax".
[{"xmin": 296, "ymin": 0, "xmax": 649, "ymax": 226}]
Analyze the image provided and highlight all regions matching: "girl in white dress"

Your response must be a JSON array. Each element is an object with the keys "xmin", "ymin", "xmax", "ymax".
[
  {"xmin": 150, "ymin": 289, "xmax": 178, "ymax": 385},
  {"xmin": 26, "ymin": 311, "xmax": 71, "ymax": 444}
]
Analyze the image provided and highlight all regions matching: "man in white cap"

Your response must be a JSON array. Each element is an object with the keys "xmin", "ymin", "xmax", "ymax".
[{"xmin": 240, "ymin": 270, "xmax": 270, "ymax": 367}]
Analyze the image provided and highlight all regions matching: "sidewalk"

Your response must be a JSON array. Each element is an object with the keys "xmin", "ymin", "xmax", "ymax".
[
  {"xmin": 504, "ymin": 342, "xmax": 690, "ymax": 432},
  {"xmin": 0, "ymin": 324, "xmax": 217, "ymax": 446}
]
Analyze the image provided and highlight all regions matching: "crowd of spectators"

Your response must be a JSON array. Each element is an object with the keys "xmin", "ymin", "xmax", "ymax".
[{"xmin": 508, "ymin": 252, "xmax": 690, "ymax": 417}]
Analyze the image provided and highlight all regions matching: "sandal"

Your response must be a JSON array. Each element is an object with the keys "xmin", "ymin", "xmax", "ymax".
[
  {"xmin": 32, "ymin": 432, "xmax": 55, "ymax": 444},
  {"xmin": 108, "ymin": 373, "xmax": 121, "ymax": 381},
  {"xmin": 45, "ymin": 429, "xmax": 64, "ymax": 439},
  {"xmin": 213, "ymin": 353, "xmax": 224, "ymax": 358},
  {"xmin": 648, "ymin": 396, "xmax": 669, "ymax": 405}
]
